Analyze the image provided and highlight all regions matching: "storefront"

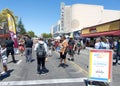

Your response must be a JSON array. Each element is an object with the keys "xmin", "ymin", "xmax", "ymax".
[
  {"xmin": 81, "ymin": 19, "xmax": 120, "ymax": 47},
  {"xmin": 73, "ymin": 30, "xmax": 81, "ymax": 40},
  {"xmin": 81, "ymin": 19, "xmax": 120, "ymax": 38},
  {"xmin": 0, "ymin": 29, "xmax": 10, "ymax": 44}
]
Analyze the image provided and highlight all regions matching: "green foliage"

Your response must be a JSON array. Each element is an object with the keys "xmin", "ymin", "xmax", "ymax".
[
  {"xmin": 41, "ymin": 33, "xmax": 52, "ymax": 38},
  {"xmin": 17, "ymin": 18, "xmax": 26, "ymax": 34},
  {"xmin": 49, "ymin": 33, "xmax": 52, "ymax": 38},
  {"xmin": 0, "ymin": 8, "xmax": 37, "ymax": 38},
  {"xmin": 27, "ymin": 31, "xmax": 35, "ymax": 38},
  {"xmin": 0, "ymin": 9, "xmax": 18, "ymax": 32},
  {"xmin": 1, "ymin": 9, "xmax": 15, "ymax": 22}
]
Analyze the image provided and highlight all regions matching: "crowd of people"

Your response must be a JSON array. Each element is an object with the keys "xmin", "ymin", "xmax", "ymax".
[
  {"xmin": 0, "ymin": 35, "xmax": 120, "ymax": 76},
  {"xmin": 94, "ymin": 36, "xmax": 120, "ymax": 65},
  {"xmin": 52, "ymin": 36, "xmax": 120, "ymax": 66}
]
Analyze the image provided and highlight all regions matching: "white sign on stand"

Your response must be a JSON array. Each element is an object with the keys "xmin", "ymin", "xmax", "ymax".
[{"xmin": 88, "ymin": 49, "xmax": 113, "ymax": 84}]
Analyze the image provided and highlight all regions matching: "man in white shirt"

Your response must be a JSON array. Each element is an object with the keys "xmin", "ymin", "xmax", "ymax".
[{"xmin": 34, "ymin": 37, "xmax": 48, "ymax": 74}]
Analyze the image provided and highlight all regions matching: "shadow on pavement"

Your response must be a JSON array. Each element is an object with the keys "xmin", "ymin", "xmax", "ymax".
[
  {"xmin": 84, "ymin": 79, "xmax": 109, "ymax": 86},
  {"xmin": 7, "ymin": 60, "xmax": 19, "ymax": 64},
  {"xmin": 58, "ymin": 63, "xmax": 69, "ymax": 68},
  {"xmin": 112, "ymin": 62, "xmax": 120, "ymax": 66},
  {"xmin": 43, "ymin": 68, "xmax": 49, "ymax": 73},
  {"xmin": 38, "ymin": 68, "xmax": 49, "ymax": 75},
  {"xmin": 30, "ymin": 59, "xmax": 35, "ymax": 62},
  {"xmin": 0, "ymin": 69, "xmax": 14, "ymax": 81}
]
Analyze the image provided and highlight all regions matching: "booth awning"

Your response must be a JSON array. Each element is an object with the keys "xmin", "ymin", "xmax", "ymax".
[
  {"xmin": 0, "ymin": 34, "xmax": 10, "ymax": 38},
  {"xmin": 81, "ymin": 30, "xmax": 120, "ymax": 37}
]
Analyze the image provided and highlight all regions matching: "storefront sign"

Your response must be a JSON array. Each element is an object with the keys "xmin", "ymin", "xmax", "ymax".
[
  {"xmin": 88, "ymin": 49, "xmax": 113, "ymax": 82},
  {"xmin": 89, "ymin": 27, "xmax": 96, "ymax": 33}
]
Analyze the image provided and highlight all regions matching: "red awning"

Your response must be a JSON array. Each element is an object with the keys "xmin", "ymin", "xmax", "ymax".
[
  {"xmin": 0, "ymin": 34, "xmax": 10, "ymax": 38},
  {"xmin": 81, "ymin": 30, "xmax": 120, "ymax": 37}
]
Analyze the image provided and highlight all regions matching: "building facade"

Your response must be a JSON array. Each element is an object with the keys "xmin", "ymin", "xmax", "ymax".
[
  {"xmin": 60, "ymin": 2, "xmax": 120, "ymax": 35},
  {"xmin": 81, "ymin": 19, "xmax": 120, "ymax": 37},
  {"xmin": 51, "ymin": 20, "xmax": 62, "ymax": 37}
]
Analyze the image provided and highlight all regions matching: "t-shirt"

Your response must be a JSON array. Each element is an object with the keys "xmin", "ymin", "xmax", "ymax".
[
  {"xmin": 25, "ymin": 39, "xmax": 33, "ymax": 48},
  {"xmin": 60, "ymin": 40, "xmax": 68, "ymax": 53},
  {"xmin": 5, "ymin": 39, "xmax": 14, "ymax": 50},
  {"xmin": 98, "ymin": 42, "xmax": 110, "ymax": 49},
  {"xmin": 68, "ymin": 40, "xmax": 75, "ymax": 50},
  {"xmin": 77, "ymin": 41, "xmax": 81, "ymax": 47}
]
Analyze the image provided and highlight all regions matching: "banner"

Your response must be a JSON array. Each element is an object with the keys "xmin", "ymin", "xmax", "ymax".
[
  {"xmin": 88, "ymin": 49, "xmax": 113, "ymax": 82},
  {"xmin": 7, "ymin": 13, "xmax": 18, "ymax": 48}
]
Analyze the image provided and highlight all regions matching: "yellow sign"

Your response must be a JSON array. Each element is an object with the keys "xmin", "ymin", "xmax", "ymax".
[{"xmin": 7, "ymin": 13, "xmax": 16, "ymax": 34}]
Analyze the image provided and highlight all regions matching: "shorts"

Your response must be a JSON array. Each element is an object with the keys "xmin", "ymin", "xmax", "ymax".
[
  {"xmin": 60, "ymin": 52, "xmax": 67, "ymax": 59},
  {"xmin": 68, "ymin": 49, "xmax": 74, "ymax": 56},
  {"xmin": 2, "ymin": 59, "xmax": 7, "ymax": 66}
]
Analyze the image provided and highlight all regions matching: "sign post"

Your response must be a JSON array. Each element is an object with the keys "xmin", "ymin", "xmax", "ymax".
[{"xmin": 88, "ymin": 49, "xmax": 113, "ymax": 85}]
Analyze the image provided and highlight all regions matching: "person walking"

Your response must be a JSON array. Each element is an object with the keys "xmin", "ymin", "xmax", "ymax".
[
  {"xmin": 18, "ymin": 38, "xmax": 25, "ymax": 56},
  {"xmin": 5, "ymin": 37, "xmax": 16, "ymax": 63},
  {"xmin": 47, "ymin": 39, "xmax": 52, "ymax": 57},
  {"xmin": 100, "ymin": 36, "xmax": 110, "ymax": 49},
  {"xmin": 115, "ymin": 37, "xmax": 120, "ymax": 65},
  {"xmin": 77, "ymin": 39, "xmax": 82, "ymax": 55},
  {"xmin": 24, "ymin": 36, "xmax": 33, "ymax": 63},
  {"xmin": 59, "ymin": 36, "xmax": 68, "ymax": 66},
  {"xmin": 94, "ymin": 37, "xmax": 101, "ymax": 49},
  {"xmin": 34, "ymin": 37, "xmax": 48, "ymax": 74},
  {"xmin": 0, "ymin": 44, "xmax": 8, "ymax": 76},
  {"xmin": 95, "ymin": 36, "xmax": 110, "ymax": 49},
  {"xmin": 68, "ymin": 36, "xmax": 76, "ymax": 61}
]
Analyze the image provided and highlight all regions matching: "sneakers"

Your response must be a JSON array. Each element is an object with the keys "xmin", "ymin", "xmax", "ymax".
[
  {"xmin": 37, "ymin": 71, "xmax": 41, "ymax": 74},
  {"xmin": 68, "ymin": 58, "xmax": 74, "ymax": 61},
  {"xmin": 71, "ymin": 58, "xmax": 74, "ymax": 61},
  {"xmin": 13, "ymin": 60, "xmax": 17, "ymax": 63},
  {"xmin": 37, "ymin": 68, "xmax": 47, "ymax": 74},
  {"xmin": 58, "ymin": 63, "xmax": 62, "ymax": 67},
  {"xmin": 1, "ymin": 71, "xmax": 7, "ymax": 76}
]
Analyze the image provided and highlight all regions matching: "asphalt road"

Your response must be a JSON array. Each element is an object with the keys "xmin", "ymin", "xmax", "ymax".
[
  {"xmin": 0, "ymin": 50, "xmax": 87, "ymax": 86},
  {"xmin": 0, "ymin": 48, "xmax": 120, "ymax": 86}
]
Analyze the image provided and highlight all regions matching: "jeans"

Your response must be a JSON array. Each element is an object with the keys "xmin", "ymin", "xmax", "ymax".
[
  {"xmin": 6, "ymin": 50, "xmax": 16, "ymax": 62},
  {"xmin": 115, "ymin": 53, "xmax": 120, "ymax": 64},
  {"xmin": 37, "ymin": 57, "xmax": 46, "ymax": 72},
  {"xmin": 25, "ymin": 48, "xmax": 32, "ymax": 62}
]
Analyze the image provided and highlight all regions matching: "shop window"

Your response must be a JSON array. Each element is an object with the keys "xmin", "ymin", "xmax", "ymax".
[{"xmin": 89, "ymin": 27, "xmax": 96, "ymax": 33}]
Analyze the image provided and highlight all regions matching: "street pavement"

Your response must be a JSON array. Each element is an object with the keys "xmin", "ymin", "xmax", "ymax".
[
  {"xmin": 0, "ymin": 48, "xmax": 120, "ymax": 86},
  {"xmin": 73, "ymin": 48, "xmax": 120, "ymax": 86},
  {"xmin": 0, "ymin": 50, "xmax": 87, "ymax": 86}
]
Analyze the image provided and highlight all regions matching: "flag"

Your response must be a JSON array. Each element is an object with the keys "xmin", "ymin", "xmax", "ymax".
[{"xmin": 7, "ymin": 13, "xmax": 18, "ymax": 48}]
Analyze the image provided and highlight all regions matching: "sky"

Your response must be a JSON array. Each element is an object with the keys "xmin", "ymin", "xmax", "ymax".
[{"xmin": 0, "ymin": 0, "xmax": 120, "ymax": 36}]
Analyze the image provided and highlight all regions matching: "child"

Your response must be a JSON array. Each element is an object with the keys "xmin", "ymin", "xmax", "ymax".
[{"xmin": 0, "ymin": 44, "xmax": 8, "ymax": 76}]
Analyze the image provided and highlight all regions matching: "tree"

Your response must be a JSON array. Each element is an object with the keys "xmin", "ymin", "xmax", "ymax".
[
  {"xmin": 0, "ymin": 9, "xmax": 17, "ymax": 31},
  {"xmin": 27, "ymin": 31, "xmax": 35, "ymax": 38},
  {"xmin": 1, "ymin": 9, "xmax": 16, "ymax": 22},
  {"xmin": 48, "ymin": 33, "xmax": 52, "ymax": 38},
  {"xmin": 0, "ymin": 13, "xmax": 5, "ymax": 23},
  {"xmin": 17, "ymin": 18, "xmax": 26, "ymax": 34},
  {"xmin": 41, "ymin": 33, "xmax": 52, "ymax": 38}
]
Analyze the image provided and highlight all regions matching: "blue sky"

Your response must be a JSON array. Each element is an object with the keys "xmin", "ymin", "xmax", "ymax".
[{"xmin": 0, "ymin": 0, "xmax": 120, "ymax": 36}]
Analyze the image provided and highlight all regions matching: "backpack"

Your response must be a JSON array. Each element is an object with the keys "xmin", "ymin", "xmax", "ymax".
[
  {"xmin": 36, "ymin": 43, "xmax": 46, "ymax": 58},
  {"xmin": 77, "ymin": 41, "xmax": 81, "ymax": 47},
  {"xmin": 68, "ymin": 40, "xmax": 75, "ymax": 50},
  {"xmin": 99, "ymin": 42, "xmax": 106, "ymax": 49}
]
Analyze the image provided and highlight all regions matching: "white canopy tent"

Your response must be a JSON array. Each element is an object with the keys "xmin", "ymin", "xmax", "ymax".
[{"xmin": 54, "ymin": 36, "xmax": 61, "ymax": 40}]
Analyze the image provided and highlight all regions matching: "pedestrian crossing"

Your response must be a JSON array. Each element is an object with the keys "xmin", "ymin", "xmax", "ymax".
[{"xmin": 0, "ymin": 78, "xmax": 87, "ymax": 85}]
